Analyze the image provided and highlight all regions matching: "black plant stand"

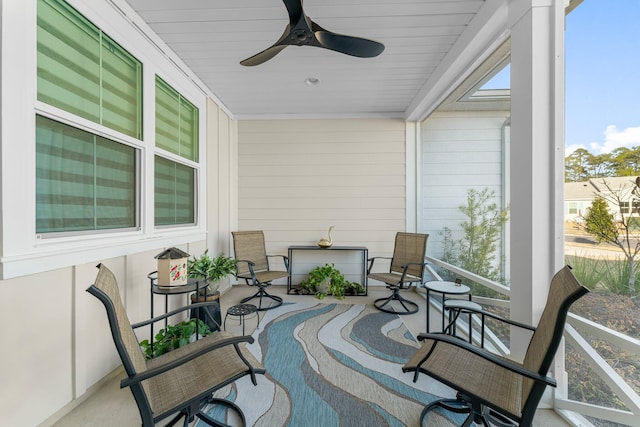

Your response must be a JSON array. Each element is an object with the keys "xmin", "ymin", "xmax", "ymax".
[{"xmin": 190, "ymin": 291, "xmax": 221, "ymax": 332}]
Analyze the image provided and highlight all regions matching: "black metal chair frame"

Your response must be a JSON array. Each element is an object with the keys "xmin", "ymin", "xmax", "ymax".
[
  {"xmin": 368, "ymin": 232, "xmax": 429, "ymax": 315},
  {"xmin": 232, "ymin": 231, "xmax": 289, "ymax": 311},
  {"xmin": 87, "ymin": 264, "xmax": 265, "ymax": 427},
  {"xmin": 235, "ymin": 255, "xmax": 288, "ymax": 310}
]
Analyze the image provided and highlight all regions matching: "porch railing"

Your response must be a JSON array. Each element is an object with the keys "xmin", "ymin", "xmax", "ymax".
[{"xmin": 424, "ymin": 256, "xmax": 640, "ymax": 427}]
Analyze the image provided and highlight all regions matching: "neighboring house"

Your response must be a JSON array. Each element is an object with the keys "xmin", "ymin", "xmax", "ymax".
[{"xmin": 565, "ymin": 176, "xmax": 639, "ymax": 222}]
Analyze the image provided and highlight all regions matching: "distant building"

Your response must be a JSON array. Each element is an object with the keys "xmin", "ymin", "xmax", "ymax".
[{"xmin": 565, "ymin": 176, "xmax": 639, "ymax": 222}]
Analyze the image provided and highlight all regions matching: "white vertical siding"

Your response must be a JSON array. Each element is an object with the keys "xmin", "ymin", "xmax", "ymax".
[
  {"xmin": 237, "ymin": 119, "xmax": 407, "ymax": 282},
  {"xmin": 421, "ymin": 111, "xmax": 509, "ymax": 258},
  {"xmin": 0, "ymin": 242, "xmax": 208, "ymax": 426}
]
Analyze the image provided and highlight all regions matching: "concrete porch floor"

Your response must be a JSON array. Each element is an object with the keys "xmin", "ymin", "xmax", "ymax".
[{"xmin": 50, "ymin": 284, "xmax": 570, "ymax": 426}]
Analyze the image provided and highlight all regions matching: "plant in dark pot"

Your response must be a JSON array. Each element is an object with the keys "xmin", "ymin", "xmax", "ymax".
[
  {"xmin": 187, "ymin": 250, "xmax": 237, "ymax": 332},
  {"xmin": 299, "ymin": 263, "xmax": 365, "ymax": 299}
]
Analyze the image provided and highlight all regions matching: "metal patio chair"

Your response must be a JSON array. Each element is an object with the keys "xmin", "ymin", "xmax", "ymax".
[
  {"xmin": 232, "ymin": 230, "xmax": 289, "ymax": 310},
  {"xmin": 403, "ymin": 265, "xmax": 588, "ymax": 426},
  {"xmin": 87, "ymin": 264, "xmax": 265, "ymax": 427},
  {"xmin": 368, "ymin": 232, "xmax": 429, "ymax": 314}
]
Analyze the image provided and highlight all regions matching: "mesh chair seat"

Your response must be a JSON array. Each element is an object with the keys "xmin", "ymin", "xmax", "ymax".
[
  {"xmin": 238, "ymin": 270, "xmax": 289, "ymax": 284},
  {"xmin": 145, "ymin": 330, "xmax": 262, "ymax": 417},
  {"xmin": 404, "ymin": 339, "xmax": 525, "ymax": 418},
  {"xmin": 368, "ymin": 272, "xmax": 422, "ymax": 288}
]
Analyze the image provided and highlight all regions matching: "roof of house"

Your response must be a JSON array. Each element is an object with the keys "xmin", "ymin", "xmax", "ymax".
[
  {"xmin": 565, "ymin": 181, "xmax": 595, "ymax": 200},
  {"xmin": 565, "ymin": 176, "xmax": 639, "ymax": 201},
  {"xmin": 589, "ymin": 176, "xmax": 638, "ymax": 192}
]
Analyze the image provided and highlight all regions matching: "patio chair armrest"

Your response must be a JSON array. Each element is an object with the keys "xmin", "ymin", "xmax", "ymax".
[
  {"xmin": 447, "ymin": 306, "xmax": 536, "ymax": 332},
  {"xmin": 399, "ymin": 261, "xmax": 428, "ymax": 280},
  {"xmin": 412, "ymin": 333, "xmax": 556, "ymax": 387},
  {"xmin": 235, "ymin": 259, "xmax": 256, "ymax": 269},
  {"xmin": 235, "ymin": 259, "xmax": 259, "ymax": 282},
  {"xmin": 267, "ymin": 254, "xmax": 289, "ymax": 270},
  {"xmin": 367, "ymin": 256, "xmax": 392, "ymax": 273},
  {"xmin": 130, "ymin": 300, "xmax": 220, "ymax": 329},
  {"xmin": 121, "ymin": 334, "xmax": 257, "ymax": 388}
]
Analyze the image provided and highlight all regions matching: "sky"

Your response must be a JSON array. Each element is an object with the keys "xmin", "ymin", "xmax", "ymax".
[
  {"xmin": 565, "ymin": 0, "xmax": 640, "ymax": 156},
  {"xmin": 485, "ymin": 1, "xmax": 640, "ymax": 157}
]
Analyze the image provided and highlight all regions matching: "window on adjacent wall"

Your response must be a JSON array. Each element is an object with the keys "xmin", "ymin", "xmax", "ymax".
[
  {"xmin": 37, "ymin": 0, "xmax": 143, "ymax": 139},
  {"xmin": 155, "ymin": 76, "xmax": 199, "ymax": 162},
  {"xmin": 36, "ymin": 115, "xmax": 138, "ymax": 234},
  {"xmin": 154, "ymin": 156, "xmax": 196, "ymax": 226}
]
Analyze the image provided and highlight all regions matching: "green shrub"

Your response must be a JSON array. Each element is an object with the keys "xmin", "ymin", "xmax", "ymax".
[
  {"xmin": 565, "ymin": 254, "xmax": 607, "ymax": 290},
  {"xmin": 299, "ymin": 263, "xmax": 364, "ymax": 299},
  {"xmin": 439, "ymin": 188, "xmax": 509, "ymax": 297},
  {"xmin": 139, "ymin": 319, "xmax": 211, "ymax": 359},
  {"xmin": 566, "ymin": 254, "xmax": 640, "ymax": 295}
]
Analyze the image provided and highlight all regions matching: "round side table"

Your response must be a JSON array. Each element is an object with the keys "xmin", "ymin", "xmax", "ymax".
[
  {"xmin": 424, "ymin": 280, "xmax": 471, "ymax": 333},
  {"xmin": 224, "ymin": 303, "xmax": 259, "ymax": 335}
]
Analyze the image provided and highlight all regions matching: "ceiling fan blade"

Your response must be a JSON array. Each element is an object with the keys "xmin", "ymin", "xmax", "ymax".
[
  {"xmin": 240, "ymin": 44, "xmax": 288, "ymax": 66},
  {"xmin": 240, "ymin": 25, "xmax": 292, "ymax": 66},
  {"xmin": 282, "ymin": 0, "xmax": 303, "ymax": 24},
  {"xmin": 315, "ymin": 30, "xmax": 385, "ymax": 58}
]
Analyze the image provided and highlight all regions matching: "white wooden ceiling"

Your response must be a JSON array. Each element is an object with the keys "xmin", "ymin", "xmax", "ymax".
[{"xmin": 123, "ymin": 0, "xmax": 486, "ymax": 119}]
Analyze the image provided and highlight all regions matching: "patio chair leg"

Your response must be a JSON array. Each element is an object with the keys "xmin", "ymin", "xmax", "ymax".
[
  {"xmin": 374, "ymin": 289, "xmax": 419, "ymax": 315},
  {"xmin": 240, "ymin": 286, "xmax": 283, "ymax": 311},
  {"xmin": 197, "ymin": 397, "xmax": 247, "ymax": 427},
  {"xmin": 420, "ymin": 397, "xmax": 471, "ymax": 426},
  {"xmin": 420, "ymin": 395, "xmax": 497, "ymax": 427}
]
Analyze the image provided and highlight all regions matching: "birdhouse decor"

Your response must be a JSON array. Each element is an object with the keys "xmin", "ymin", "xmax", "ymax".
[{"xmin": 155, "ymin": 247, "xmax": 190, "ymax": 286}]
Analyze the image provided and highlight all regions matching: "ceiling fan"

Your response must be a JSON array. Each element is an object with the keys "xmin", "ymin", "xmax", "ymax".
[{"xmin": 240, "ymin": 0, "xmax": 385, "ymax": 66}]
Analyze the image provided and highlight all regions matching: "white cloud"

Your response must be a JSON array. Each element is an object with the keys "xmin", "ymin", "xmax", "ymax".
[
  {"xmin": 565, "ymin": 143, "xmax": 586, "ymax": 156},
  {"xmin": 587, "ymin": 125, "xmax": 640, "ymax": 154}
]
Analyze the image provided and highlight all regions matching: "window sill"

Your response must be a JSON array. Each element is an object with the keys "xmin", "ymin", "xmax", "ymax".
[{"xmin": 0, "ymin": 229, "xmax": 206, "ymax": 280}]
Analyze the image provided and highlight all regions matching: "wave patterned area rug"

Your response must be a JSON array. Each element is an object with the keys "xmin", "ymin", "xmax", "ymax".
[{"xmin": 199, "ymin": 302, "xmax": 459, "ymax": 427}]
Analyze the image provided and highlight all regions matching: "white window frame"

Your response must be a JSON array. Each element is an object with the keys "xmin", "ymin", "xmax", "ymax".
[{"xmin": 0, "ymin": 0, "xmax": 207, "ymax": 279}]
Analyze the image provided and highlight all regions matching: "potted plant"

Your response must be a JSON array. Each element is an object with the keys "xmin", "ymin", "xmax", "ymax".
[
  {"xmin": 299, "ymin": 263, "xmax": 365, "ymax": 299},
  {"xmin": 139, "ymin": 319, "xmax": 211, "ymax": 359},
  {"xmin": 187, "ymin": 249, "xmax": 237, "ymax": 296}
]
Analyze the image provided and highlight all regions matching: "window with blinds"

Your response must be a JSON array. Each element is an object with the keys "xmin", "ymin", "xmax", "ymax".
[
  {"xmin": 36, "ymin": 115, "xmax": 138, "ymax": 234},
  {"xmin": 154, "ymin": 156, "xmax": 196, "ymax": 226},
  {"xmin": 37, "ymin": 0, "xmax": 142, "ymax": 139},
  {"xmin": 155, "ymin": 76, "xmax": 199, "ymax": 162}
]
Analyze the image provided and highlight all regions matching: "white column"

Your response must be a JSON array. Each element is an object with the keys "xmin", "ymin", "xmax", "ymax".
[
  {"xmin": 406, "ymin": 121, "xmax": 419, "ymax": 233},
  {"xmin": 508, "ymin": 0, "xmax": 565, "ymax": 371}
]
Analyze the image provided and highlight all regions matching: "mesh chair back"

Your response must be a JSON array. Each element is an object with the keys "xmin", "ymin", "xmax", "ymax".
[
  {"xmin": 390, "ymin": 232, "xmax": 429, "ymax": 278},
  {"xmin": 88, "ymin": 265, "xmax": 149, "ymax": 390},
  {"xmin": 520, "ymin": 266, "xmax": 588, "ymax": 409},
  {"xmin": 232, "ymin": 231, "xmax": 270, "ymax": 274}
]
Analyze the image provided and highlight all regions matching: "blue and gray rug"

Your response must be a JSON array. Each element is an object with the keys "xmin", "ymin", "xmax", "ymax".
[{"xmin": 201, "ymin": 302, "xmax": 459, "ymax": 426}]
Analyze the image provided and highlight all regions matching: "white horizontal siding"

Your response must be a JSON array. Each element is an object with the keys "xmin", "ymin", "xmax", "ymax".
[
  {"xmin": 237, "ymin": 118, "xmax": 407, "ymax": 284},
  {"xmin": 421, "ymin": 111, "xmax": 509, "ymax": 259}
]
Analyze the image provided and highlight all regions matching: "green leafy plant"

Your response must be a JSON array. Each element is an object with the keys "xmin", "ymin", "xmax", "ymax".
[
  {"xmin": 439, "ymin": 188, "xmax": 509, "ymax": 296},
  {"xmin": 299, "ymin": 263, "xmax": 365, "ymax": 299},
  {"xmin": 187, "ymin": 249, "xmax": 237, "ymax": 295},
  {"xmin": 139, "ymin": 319, "xmax": 211, "ymax": 359}
]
